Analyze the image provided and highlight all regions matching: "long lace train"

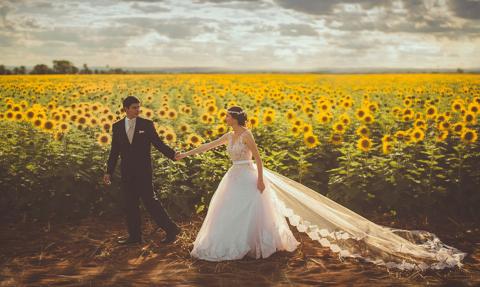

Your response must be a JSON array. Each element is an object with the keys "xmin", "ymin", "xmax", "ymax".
[{"xmin": 263, "ymin": 167, "xmax": 466, "ymax": 271}]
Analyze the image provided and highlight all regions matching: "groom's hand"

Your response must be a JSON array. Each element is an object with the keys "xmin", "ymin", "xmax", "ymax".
[{"xmin": 103, "ymin": 174, "xmax": 111, "ymax": 186}]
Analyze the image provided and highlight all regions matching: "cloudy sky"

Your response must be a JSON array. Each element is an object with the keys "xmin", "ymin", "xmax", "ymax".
[{"xmin": 0, "ymin": 0, "xmax": 479, "ymax": 69}]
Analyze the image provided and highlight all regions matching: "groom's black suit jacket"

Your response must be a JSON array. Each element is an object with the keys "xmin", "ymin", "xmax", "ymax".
[{"xmin": 106, "ymin": 116, "xmax": 176, "ymax": 179}]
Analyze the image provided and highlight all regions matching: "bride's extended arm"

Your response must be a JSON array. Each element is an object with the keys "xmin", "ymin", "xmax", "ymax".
[
  {"xmin": 182, "ymin": 132, "xmax": 229, "ymax": 157},
  {"xmin": 244, "ymin": 130, "xmax": 265, "ymax": 193}
]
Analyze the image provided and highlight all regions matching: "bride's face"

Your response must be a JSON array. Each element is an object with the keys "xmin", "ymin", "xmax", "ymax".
[{"xmin": 225, "ymin": 113, "xmax": 236, "ymax": 126}]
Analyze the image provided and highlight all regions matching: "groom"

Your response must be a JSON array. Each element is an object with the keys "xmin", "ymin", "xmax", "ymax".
[{"xmin": 103, "ymin": 96, "xmax": 181, "ymax": 245}]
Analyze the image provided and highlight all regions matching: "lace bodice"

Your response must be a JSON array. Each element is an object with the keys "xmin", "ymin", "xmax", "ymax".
[{"xmin": 226, "ymin": 131, "xmax": 252, "ymax": 161}]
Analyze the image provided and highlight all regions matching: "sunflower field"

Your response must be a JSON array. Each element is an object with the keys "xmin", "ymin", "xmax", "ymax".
[{"xmin": 1, "ymin": 74, "xmax": 479, "ymax": 222}]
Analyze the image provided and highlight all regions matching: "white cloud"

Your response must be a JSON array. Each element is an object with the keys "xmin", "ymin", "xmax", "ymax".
[{"xmin": 0, "ymin": 0, "xmax": 478, "ymax": 69}]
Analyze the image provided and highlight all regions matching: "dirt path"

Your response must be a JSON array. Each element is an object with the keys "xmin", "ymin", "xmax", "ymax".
[{"xmin": 1, "ymin": 214, "xmax": 479, "ymax": 286}]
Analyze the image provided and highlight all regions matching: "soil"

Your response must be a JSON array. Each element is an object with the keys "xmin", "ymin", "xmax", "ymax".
[{"xmin": 1, "ymin": 213, "xmax": 479, "ymax": 286}]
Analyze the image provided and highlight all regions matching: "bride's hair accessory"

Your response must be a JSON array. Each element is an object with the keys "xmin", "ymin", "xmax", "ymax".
[{"xmin": 228, "ymin": 110, "xmax": 245, "ymax": 115}]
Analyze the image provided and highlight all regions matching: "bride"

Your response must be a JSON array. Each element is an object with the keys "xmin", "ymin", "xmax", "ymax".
[{"xmin": 175, "ymin": 106, "xmax": 466, "ymax": 271}]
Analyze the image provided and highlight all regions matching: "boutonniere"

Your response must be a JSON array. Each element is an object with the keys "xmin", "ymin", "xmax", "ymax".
[{"xmin": 139, "ymin": 130, "xmax": 145, "ymax": 134}]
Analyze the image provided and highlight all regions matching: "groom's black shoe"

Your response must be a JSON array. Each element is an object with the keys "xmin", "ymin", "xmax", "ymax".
[
  {"xmin": 117, "ymin": 237, "xmax": 142, "ymax": 245},
  {"xmin": 160, "ymin": 226, "xmax": 181, "ymax": 244}
]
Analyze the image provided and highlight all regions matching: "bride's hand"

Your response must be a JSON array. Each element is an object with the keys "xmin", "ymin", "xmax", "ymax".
[
  {"xmin": 257, "ymin": 179, "xmax": 265, "ymax": 194},
  {"xmin": 175, "ymin": 152, "xmax": 188, "ymax": 161}
]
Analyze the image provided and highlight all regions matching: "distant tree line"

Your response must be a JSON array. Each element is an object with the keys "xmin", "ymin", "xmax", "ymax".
[{"xmin": 0, "ymin": 60, "xmax": 130, "ymax": 75}]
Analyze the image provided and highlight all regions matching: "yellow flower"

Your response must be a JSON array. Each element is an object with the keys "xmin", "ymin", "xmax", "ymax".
[
  {"xmin": 263, "ymin": 113, "xmax": 274, "ymax": 125},
  {"xmin": 164, "ymin": 131, "xmax": 177, "ymax": 143},
  {"xmin": 330, "ymin": 133, "xmax": 343, "ymax": 145},
  {"xmin": 42, "ymin": 120, "xmax": 56, "ymax": 132},
  {"xmin": 248, "ymin": 116, "xmax": 259, "ymax": 128},
  {"xmin": 410, "ymin": 128, "xmax": 425, "ymax": 143},
  {"xmin": 304, "ymin": 133, "xmax": 319, "ymax": 148},
  {"xmin": 332, "ymin": 121, "xmax": 346, "ymax": 134},
  {"xmin": 463, "ymin": 112, "xmax": 477, "ymax": 125},
  {"xmin": 382, "ymin": 142, "xmax": 393, "ymax": 154},
  {"xmin": 461, "ymin": 129, "xmax": 477, "ymax": 144},
  {"xmin": 452, "ymin": 122, "xmax": 465, "ymax": 135},
  {"xmin": 356, "ymin": 125, "xmax": 369, "ymax": 137},
  {"xmin": 186, "ymin": 133, "xmax": 203, "ymax": 147},
  {"xmin": 355, "ymin": 108, "xmax": 367, "ymax": 120},
  {"xmin": 436, "ymin": 130, "xmax": 449, "ymax": 142},
  {"xmin": 167, "ymin": 109, "xmax": 177, "ymax": 120},
  {"xmin": 357, "ymin": 137, "xmax": 372, "ymax": 152},
  {"xmin": 302, "ymin": 124, "xmax": 313, "ymax": 134},
  {"xmin": 97, "ymin": 133, "xmax": 111, "ymax": 146},
  {"xmin": 425, "ymin": 106, "xmax": 437, "ymax": 119},
  {"xmin": 215, "ymin": 124, "xmax": 228, "ymax": 135}
]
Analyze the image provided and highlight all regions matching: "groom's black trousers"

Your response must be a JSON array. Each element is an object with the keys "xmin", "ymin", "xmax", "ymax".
[{"xmin": 121, "ymin": 172, "xmax": 177, "ymax": 239}]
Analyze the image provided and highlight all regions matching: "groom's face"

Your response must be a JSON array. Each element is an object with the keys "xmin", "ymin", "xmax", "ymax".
[{"xmin": 125, "ymin": 103, "xmax": 140, "ymax": 118}]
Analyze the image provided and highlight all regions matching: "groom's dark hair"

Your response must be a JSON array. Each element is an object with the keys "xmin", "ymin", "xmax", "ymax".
[{"xmin": 123, "ymin": 96, "xmax": 140, "ymax": 109}]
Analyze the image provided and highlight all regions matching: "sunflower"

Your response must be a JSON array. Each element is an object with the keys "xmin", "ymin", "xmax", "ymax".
[
  {"xmin": 200, "ymin": 113, "xmax": 210, "ymax": 124},
  {"xmin": 451, "ymin": 100, "xmax": 464, "ymax": 112},
  {"xmin": 414, "ymin": 119, "xmax": 426, "ymax": 129},
  {"xmin": 102, "ymin": 122, "xmax": 111, "ymax": 133},
  {"xmin": 248, "ymin": 116, "xmax": 259, "ymax": 128},
  {"xmin": 333, "ymin": 122, "xmax": 346, "ymax": 134},
  {"xmin": 164, "ymin": 131, "xmax": 177, "ymax": 143},
  {"xmin": 304, "ymin": 133, "xmax": 319, "ymax": 148},
  {"xmin": 5, "ymin": 110, "xmax": 14, "ymax": 121},
  {"xmin": 339, "ymin": 114, "xmax": 351, "ymax": 125},
  {"xmin": 186, "ymin": 133, "xmax": 203, "ymax": 147},
  {"xmin": 291, "ymin": 125, "xmax": 301, "ymax": 136},
  {"xmin": 362, "ymin": 114, "xmax": 374, "ymax": 124},
  {"xmin": 286, "ymin": 109, "xmax": 296, "ymax": 121},
  {"xmin": 217, "ymin": 109, "xmax": 227, "ymax": 120},
  {"xmin": 356, "ymin": 125, "xmax": 369, "ymax": 137},
  {"xmin": 215, "ymin": 124, "xmax": 228, "ymax": 135},
  {"xmin": 59, "ymin": 122, "xmax": 70, "ymax": 132},
  {"xmin": 25, "ymin": 109, "xmax": 36, "ymax": 120},
  {"xmin": 263, "ymin": 113, "xmax": 274, "ymax": 125},
  {"xmin": 317, "ymin": 113, "xmax": 331, "ymax": 124},
  {"xmin": 436, "ymin": 130, "xmax": 449, "ymax": 142},
  {"xmin": 425, "ymin": 106, "xmax": 437, "ymax": 119},
  {"xmin": 463, "ymin": 112, "xmax": 477, "ymax": 125},
  {"xmin": 167, "ymin": 109, "xmax": 178, "ymax": 120},
  {"xmin": 461, "ymin": 129, "xmax": 478, "ymax": 144},
  {"xmin": 13, "ymin": 112, "xmax": 24, "ymax": 121},
  {"xmin": 302, "ymin": 124, "xmax": 313, "ymax": 134},
  {"xmin": 355, "ymin": 108, "xmax": 367, "ymax": 120},
  {"xmin": 206, "ymin": 104, "xmax": 218, "ymax": 115},
  {"xmin": 33, "ymin": 118, "xmax": 44, "ymax": 128},
  {"xmin": 330, "ymin": 133, "xmax": 343, "ymax": 145},
  {"xmin": 179, "ymin": 123, "xmax": 190, "ymax": 133},
  {"xmin": 410, "ymin": 128, "xmax": 425, "ymax": 143},
  {"xmin": 382, "ymin": 142, "xmax": 393, "ymax": 155},
  {"xmin": 42, "ymin": 120, "xmax": 56, "ymax": 132},
  {"xmin": 382, "ymin": 134, "xmax": 393, "ymax": 143},
  {"xmin": 452, "ymin": 122, "xmax": 465, "ymax": 135},
  {"xmin": 357, "ymin": 137, "xmax": 372, "ymax": 152},
  {"xmin": 438, "ymin": 121, "xmax": 450, "ymax": 131},
  {"xmin": 468, "ymin": 102, "xmax": 479, "ymax": 114},
  {"xmin": 96, "ymin": 133, "xmax": 111, "ymax": 146},
  {"xmin": 394, "ymin": 130, "xmax": 407, "ymax": 142}
]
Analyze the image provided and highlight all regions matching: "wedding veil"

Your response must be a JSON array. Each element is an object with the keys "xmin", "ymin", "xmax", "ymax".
[{"xmin": 262, "ymin": 167, "xmax": 466, "ymax": 271}]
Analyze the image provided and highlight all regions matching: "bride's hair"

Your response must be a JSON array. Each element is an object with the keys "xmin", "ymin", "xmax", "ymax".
[{"xmin": 227, "ymin": 106, "xmax": 247, "ymax": 126}]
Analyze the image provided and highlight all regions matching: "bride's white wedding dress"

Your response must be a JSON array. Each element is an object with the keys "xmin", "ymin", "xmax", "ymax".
[{"xmin": 190, "ymin": 131, "xmax": 466, "ymax": 271}]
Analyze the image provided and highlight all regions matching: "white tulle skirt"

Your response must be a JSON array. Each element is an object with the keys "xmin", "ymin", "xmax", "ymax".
[{"xmin": 190, "ymin": 160, "xmax": 300, "ymax": 261}]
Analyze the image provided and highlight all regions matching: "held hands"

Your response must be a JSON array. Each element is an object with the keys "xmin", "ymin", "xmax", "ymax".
[{"xmin": 174, "ymin": 152, "xmax": 188, "ymax": 161}]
